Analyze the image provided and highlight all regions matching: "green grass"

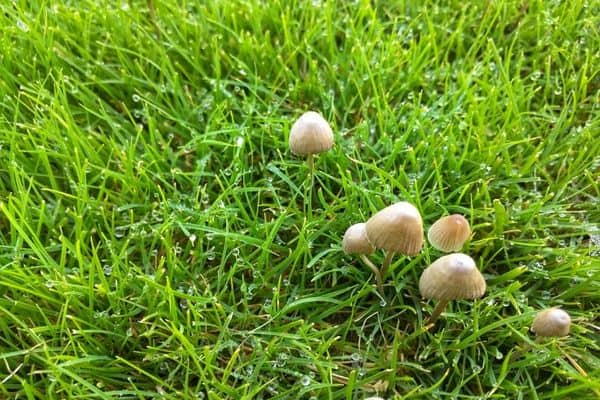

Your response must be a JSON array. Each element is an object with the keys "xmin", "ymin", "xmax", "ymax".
[{"xmin": 1, "ymin": 0, "xmax": 599, "ymax": 398}]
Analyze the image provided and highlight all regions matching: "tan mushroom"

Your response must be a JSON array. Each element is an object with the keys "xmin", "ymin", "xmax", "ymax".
[
  {"xmin": 289, "ymin": 111, "xmax": 334, "ymax": 172},
  {"xmin": 427, "ymin": 214, "xmax": 470, "ymax": 252},
  {"xmin": 419, "ymin": 253, "xmax": 486, "ymax": 324},
  {"xmin": 531, "ymin": 308, "xmax": 571, "ymax": 338},
  {"xmin": 365, "ymin": 201, "xmax": 423, "ymax": 277},
  {"xmin": 343, "ymin": 223, "xmax": 383, "ymax": 295},
  {"xmin": 343, "ymin": 223, "xmax": 375, "ymax": 255}
]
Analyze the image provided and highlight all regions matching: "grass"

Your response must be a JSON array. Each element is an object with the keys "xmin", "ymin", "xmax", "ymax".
[{"xmin": 0, "ymin": 0, "xmax": 599, "ymax": 398}]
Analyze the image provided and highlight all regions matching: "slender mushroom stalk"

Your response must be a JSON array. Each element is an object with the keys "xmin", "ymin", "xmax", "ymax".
[
  {"xmin": 427, "ymin": 214, "xmax": 471, "ymax": 252},
  {"xmin": 419, "ymin": 253, "xmax": 486, "ymax": 325},
  {"xmin": 365, "ymin": 202, "xmax": 423, "ymax": 277},
  {"xmin": 380, "ymin": 251, "xmax": 395, "ymax": 279},
  {"xmin": 343, "ymin": 223, "xmax": 383, "ymax": 296},
  {"xmin": 359, "ymin": 254, "xmax": 384, "ymax": 296},
  {"xmin": 289, "ymin": 111, "xmax": 334, "ymax": 174},
  {"xmin": 427, "ymin": 299, "xmax": 451, "ymax": 324}
]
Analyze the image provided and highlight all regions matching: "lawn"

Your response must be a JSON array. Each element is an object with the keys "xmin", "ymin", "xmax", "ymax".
[{"xmin": 0, "ymin": 0, "xmax": 599, "ymax": 399}]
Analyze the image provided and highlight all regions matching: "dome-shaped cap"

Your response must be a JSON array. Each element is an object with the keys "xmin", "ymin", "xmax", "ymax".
[
  {"xmin": 342, "ymin": 223, "xmax": 375, "ymax": 255},
  {"xmin": 289, "ymin": 111, "xmax": 334, "ymax": 155},
  {"xmin": 419, "ymin": 253, "xmax": 486, "ymax": 300},
  {"xmin": 427, "ymin": 214, "xmax": 471, "ymax": 252},
  {"xmin": 365, "ymin": 202, "xmax": 423, "ymax": 256},
  {"xmin": 531, "ymin": 308, "xmax": 571, "ymax": 337}
]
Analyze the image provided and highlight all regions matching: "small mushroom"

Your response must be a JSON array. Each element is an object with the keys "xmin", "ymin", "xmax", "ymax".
[
  {"xmin": 419, "ymin": 253, "xmax": 486, "ymax": 324},
  {"xmin": 365, "ymin": 201, "xmax": 423, "ymax": 277},
  {"xmin": 343, "ymin": 223, "xmax": 375, "ymax": 255},
  {"xmin": 531, "ymin": 308, "xmax": 571, "ymax": 338},
  {"xmin": 343, "ymin": 223, "xmax": 383, "ymax": 295},
  {"xmin": 511, "ymin": 307, "xmax": 573, "ymax": 362},
  {"xmin": 289, "ymin": 111, "xmax": 334, "ymax": 172},
  {"xmin": 427, "ymin": 214, "xmax": 470, "ymax": 252}
]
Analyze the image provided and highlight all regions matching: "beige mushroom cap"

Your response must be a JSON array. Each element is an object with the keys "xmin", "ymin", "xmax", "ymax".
[
  {"xmin": 427, "ymin": 214, "xmax": 471, "ymax": 252},
  {"xmin": 365, "ymin": 202, "xmax": 423, "ymax": 255},
  {"xmin": 419, "ymin": 253, "xmax": 486, "ymax": 300},
  {"xmin": 531, "ymin": 308, "xmax": 571, "ymax": 337},
  {"xmin": 342, "ymin": 223, "xmax": 375, "ymax": 255},
  {"xmin": 289, "ymin": 111, "xmax": 334, "ymax": 155}
]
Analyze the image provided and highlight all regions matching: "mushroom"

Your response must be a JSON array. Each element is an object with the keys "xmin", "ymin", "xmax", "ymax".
[
  {"xmin": 289, "ymin": 111, "xmax": 334, "ymax": 172},
  {"xmin": 342, "ymin": 223, "xmax": 383, "ymax": 295},
  {"xmin": 419, "ymin": 253, "xmax": 486, "ymax": 324},
  {"xmin": 365, "ymin": 201, "xmax": 423, "ymax": 277},
  {"xmin": 427, "ymin": 214, "xmax": 470, "ymax": 252},
  {"xmin": 531, "ymin": 308, "xmax": 571, "ymax": 338}
]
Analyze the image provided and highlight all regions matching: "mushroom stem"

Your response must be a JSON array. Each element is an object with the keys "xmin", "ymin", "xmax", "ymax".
[
  {"xmin": 360, "ymin": 254, "xmax": 384, "ymax": 296},
  {"xmin": 306, "ymin": 154, "xmax": 315, "ymax": 220},
  {"xmin": 380, "ymin": 251, "xmax": 395, "ymax": 278},
  {"xmin": 306, "ymin": 153, "xmax": 314, "ymax": 174},
  {"xmin": 426, "ymin": 299, "xmax": 450, "ymax": 325}
]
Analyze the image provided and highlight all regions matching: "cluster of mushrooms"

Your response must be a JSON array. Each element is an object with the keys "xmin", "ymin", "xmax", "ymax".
[
  {"xmin": 343, "ymin": 203, "xmax": 483, "ymax": 325},
  {"xmin": 288, "ymin": 110, "xmax": 572, "ymax": 337}
]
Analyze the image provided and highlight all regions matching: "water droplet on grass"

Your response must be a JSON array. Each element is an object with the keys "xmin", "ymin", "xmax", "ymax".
[
  {"xmin": 132, "ymin": 94, "xmax": 140, "ymax": 102},
  {"xmin": 300, "ymin": 375, "xmax": 311, "ymax": 386},
  {"xmin": 541, "ymin": 290, "xmax": 551, "ymax": 300},
  {"xmin": 495, "ymin": 349, "xmax": 504, "ymax": 359},
  {"xmin": 17, "ymin": 19, "xmax": 29, "ymax": 32}
]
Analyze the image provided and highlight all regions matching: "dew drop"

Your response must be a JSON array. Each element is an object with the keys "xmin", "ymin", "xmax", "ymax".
[
  {"xmin": 17, "ymin": 19, "xmax": 29, "ymax": 32},
  {"xmin": 300, "ymin": 375, "xmax": 311, "ymax": 386},
  {"xmin": 132, "ymin": 94, "xmax": 141, "ymax": 102}
]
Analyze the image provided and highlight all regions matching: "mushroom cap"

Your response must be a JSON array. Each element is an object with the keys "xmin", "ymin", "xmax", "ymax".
[
  {"xmin": 427, "ymin": 214, "xmax": 471, "ymax": 252},
  {"xmin": 364, "ymin": 202, "xmax": 423, "ymax": 255},
  {"xmin": 342, "ymin": 223, "xmax": 375, "ymax": 255},
  {"xmin": 289, "ymin": 111, "xmax": 334, "ymax": 155},
  {"xmin": 531, "ymin": 308, "xmax": 571, "ymax": 337},
  {"xmin": 419, "ymin": 253, "xmax": 486, "ymax": 300}
]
